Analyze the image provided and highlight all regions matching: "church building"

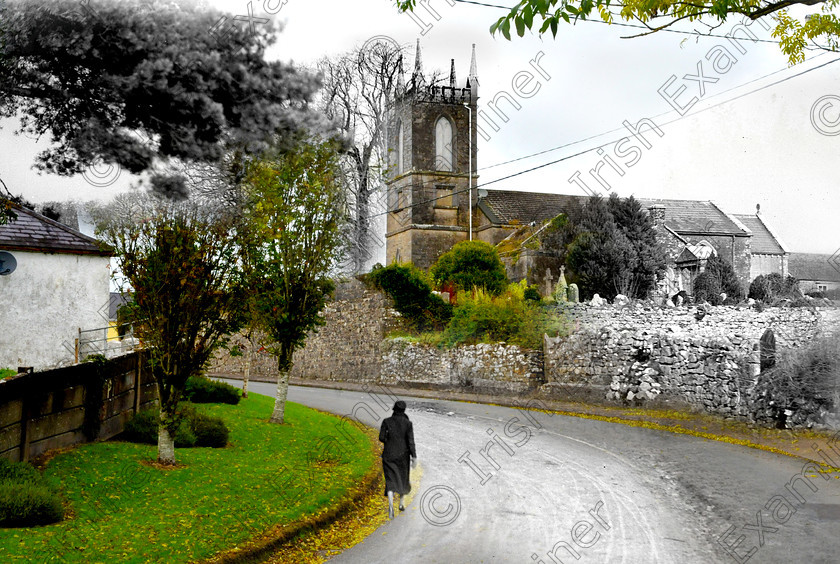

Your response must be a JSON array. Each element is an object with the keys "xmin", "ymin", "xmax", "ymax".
[{"xmin": 385, "ymin": 44, "xmax": 789, "ymax": 300}]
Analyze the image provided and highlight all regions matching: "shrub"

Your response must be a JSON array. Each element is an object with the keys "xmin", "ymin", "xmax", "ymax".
[
  {"xmin": 692, "ymin": 271, "xmax": 722, "ymax": 305},
  {"xmin": 366, "ymin": 263, "xmax": 452, "ymax": 330},
  {"xmin": 191, "ymin": 412, "xmax": 229, "ymax": 448},
  {"xmin": 0, "ymin": 459, "xmax": 63, "ymax": 527},
  {"xmin": 0, "ymin": 482, "xmax": 64, "ymax": 527},
  {"xmin": 751, "ymin": 332, "xmax": 840, "ymax": 428},
  {"xmin": 523, "ymin": 286, "xmax": 542, "ymax": 302},
  {"xmin": 185, "ymin": 376, "xmax": 241, "ymax": 405},
  {"xmin": 430, "ymin": 240, "xmax": 508, "ymax": 296},
  {"xmin": 0, "ymin": 368, "xmax": 15, "ymax": 380},
  {"xmin": 442, "ymin": 281, "xmax": 571, "ymax": 349},
  {"xmin": 121, "ymin": 407, "xmax": 227, "ymax": 448},
  {"xmin": 749, "ymin": 273, "xmax": 800, "ymax": 303},
  {"xmin": 704, "ymin": 255, "xmax": 743, "ymax": 302}
]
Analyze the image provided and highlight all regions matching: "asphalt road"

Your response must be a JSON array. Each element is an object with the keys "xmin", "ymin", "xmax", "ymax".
[{"xmin": 236, "ymin": 381, "xmax": 840, "ymax": 564}]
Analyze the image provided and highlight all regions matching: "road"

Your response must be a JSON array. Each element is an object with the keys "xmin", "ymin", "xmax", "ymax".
[{"xmin": 237, "ymin": 381, "xmax": 840, "ymax": 563}]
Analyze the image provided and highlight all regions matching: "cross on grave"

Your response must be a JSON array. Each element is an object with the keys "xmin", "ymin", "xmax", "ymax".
[{"xmin": 544, "ymin": 268, "xmax": 554, "ymax": 297}]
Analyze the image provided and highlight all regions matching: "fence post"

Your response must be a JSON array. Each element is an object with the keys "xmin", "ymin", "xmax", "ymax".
[
  {"xmin": 19, "ymin": 398, "xmax": 32, "ymax": 463},
  {"xmin": 134, "ymin": 353, "xmax": 142, "ymax": 414}
]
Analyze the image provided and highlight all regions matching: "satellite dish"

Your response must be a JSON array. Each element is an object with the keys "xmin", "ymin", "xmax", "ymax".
[{"xmin": 0, "ymin": 251, "xmax": 17, "ymax": 275}]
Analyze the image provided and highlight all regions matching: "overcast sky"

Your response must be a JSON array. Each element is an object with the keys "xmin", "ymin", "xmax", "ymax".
[{"xmin": 2, "ymin": 0, "xmax": 839, "ymax": 255}]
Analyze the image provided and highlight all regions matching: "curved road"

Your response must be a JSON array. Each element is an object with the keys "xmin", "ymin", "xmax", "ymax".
[{"xmin": 240, "ymin": 382, "xmax": 840, "ymax": 563}]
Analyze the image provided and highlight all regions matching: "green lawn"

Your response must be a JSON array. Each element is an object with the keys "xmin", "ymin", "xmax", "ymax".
[{"xmin": 0, "ymin": 393, "xmax": 377, "ymax": 563}]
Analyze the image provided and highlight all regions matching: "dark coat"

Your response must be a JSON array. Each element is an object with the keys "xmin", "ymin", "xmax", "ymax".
[{"xmin": 379, "ymin": 412, "xmax": 415, "ymax": 496}]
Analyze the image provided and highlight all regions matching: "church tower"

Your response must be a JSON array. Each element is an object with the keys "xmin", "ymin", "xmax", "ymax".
[{"xmin": 385, "ymin": 42, "xmax": 479, "ymax": 270}]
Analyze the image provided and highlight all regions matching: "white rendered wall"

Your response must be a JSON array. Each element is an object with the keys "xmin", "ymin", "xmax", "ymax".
[{"xmin": 0, "ymin": 251, "xmax": 111, "ymax": 371}]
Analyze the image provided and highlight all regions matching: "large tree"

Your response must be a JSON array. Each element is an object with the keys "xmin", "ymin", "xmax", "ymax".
[
  {"xmin": 243, "ymin": 139, "xmax": 346, "ymax": 424},
  {"xmin": 564, "ymin": 194, "xmax": 664, "ymax": 299},
  {"xmin": 395, "ymin": 0, "xmax": 839, "ymax": 64},
  {"xmin": 0, "ymin": 0, "xmax": 322, "ymax": 213},
  {"xmin": 97, "ymin": 193, "xmax": 247, "ymax": 464},
  {"xmin": 316, "ymin": 39, "xmax": 405, "ymax": 273}
]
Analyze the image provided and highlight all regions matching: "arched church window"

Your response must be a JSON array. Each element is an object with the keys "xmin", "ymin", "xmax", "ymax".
[
  {"xmin": 434, "ymin": 117, "xmax": 454, "ymax": 171},
  {"xmin": 396, "ymin": 122, "xmax": 404, "ymax": 175}
]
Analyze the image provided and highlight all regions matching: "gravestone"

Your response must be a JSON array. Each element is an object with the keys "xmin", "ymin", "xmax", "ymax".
[
  {"xmin": 760, "ymin": 328, "xmax": 776, "ymax": 372},
  {"xmin": 568, "ymin": 283, "xmax": 579, "ymax": 303}
]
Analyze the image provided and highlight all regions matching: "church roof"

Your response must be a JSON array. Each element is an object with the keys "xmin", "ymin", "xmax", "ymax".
[
  {"xmin": 733, "ymin": 214, "xmax": 786, "ymax": 254},
  {"xmin": 480, "ymin": 190, "xmax": 750, "ymax": 235},
  {"xmin": 0, "ymin": 203, "xmax": 109, "ymax": 256},
  {"xmin": 788, "ymin": 253, "xmax": 840, "ymax": 282}
]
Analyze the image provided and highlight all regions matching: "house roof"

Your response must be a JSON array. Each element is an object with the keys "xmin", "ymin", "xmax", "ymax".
[
  {"xmin": 733, "ymin": 214, "xmax": 786, "ymax": 254},
  {"xmin": 0, "ymin": 203, "xmax": 110, "ymax": 256},
  {"xmin": 788, "ymin": 252, "xmax": 840, "ymax": 282},
  {"xmin": 480, "ymin": 190, "xmax": 749, "ymax": 235}
]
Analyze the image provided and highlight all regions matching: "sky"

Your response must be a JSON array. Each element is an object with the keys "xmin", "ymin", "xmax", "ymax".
[{"xmin": 1, "ymin": 0, "xmax": 839, "ymax": 256}]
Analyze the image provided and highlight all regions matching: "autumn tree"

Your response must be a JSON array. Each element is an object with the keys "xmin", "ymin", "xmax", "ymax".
[
  {"xmin": 395, "ymin": 0, "xmax": 839, "ymax": 64},
  {"xmin": 317, "ymin": 38, "xmax": 405, "ymax": 273},
  {"xmin": 0, "ymin": 0, "xmax": 323, "ymax": 211},
  {"xmin": 97, "ymin": 193, "xmax": 247, "ymax": 464},
  {"xmin": 243, "ymin": 140, "xmax": 346, "ymax": 424}
]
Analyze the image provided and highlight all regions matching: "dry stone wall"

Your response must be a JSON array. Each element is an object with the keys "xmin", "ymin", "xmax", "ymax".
[
  {"xmin": 544, "ymin": 303, "xmax": 840, "ymax": 421},
  {"xmin": 210, "ymin": 281, "xmax": 839, "ymax": 427}
]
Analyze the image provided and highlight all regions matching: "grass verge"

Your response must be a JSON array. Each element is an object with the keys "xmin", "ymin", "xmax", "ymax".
[{"xmin": 0, "ymin": 393, "xmax": 378, "ymax": 563}]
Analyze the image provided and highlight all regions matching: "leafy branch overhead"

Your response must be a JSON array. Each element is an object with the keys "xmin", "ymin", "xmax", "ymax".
[{"xmin": 395, "ymin": 0, "xmax": 840, "ymax": 64}]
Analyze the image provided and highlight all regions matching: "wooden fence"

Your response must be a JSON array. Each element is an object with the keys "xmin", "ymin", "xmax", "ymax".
[{"xmin": 0, "ymin": 352, "xmax": 157, "ymax": 462}]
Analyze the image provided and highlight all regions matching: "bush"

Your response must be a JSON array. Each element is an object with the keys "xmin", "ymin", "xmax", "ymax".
[
  {"xmin": 366, "ymin": 263, "xmax": 452, "ymax": 330},
  {"xmin": 121, "ymin": 407, "xmax": 227, "ymax": 448},
  {"xmin": 185, "ymin": 376, "xmax": 241, "ymax": 405},
  {"xmin": 0, "ymin": 459, "xmax": 63, "ymax": 527},
  {"xmin": 442, "ymin": 281, "xmax": 571, "ymax": 349},
  {"xmin": 430, "ymin": 240, "xmax": 508, "ymax": 296},
  {"xmin": 191, "ymin": 412, "xmax": 229, "ymax": 448},
  {"xmin": 0, "ymin": 482, "xmax": 64, "ymax": 527},
  {"xmin": 749, "ymin": 273, "xmax": 800, "ymax": 303},
  {"xmin": 751, "ymin": 332, "xmax": 840, "ymax": 428},
  {"xmin": 692, "ymin": 271, "xmax": 722, "ymax": 305},
  {"xmin": 523, "ymin": 286, "xmax": 542, "ymax": 302},
  {"xmin": 704, "ymin": 255, "xmax": 743, "ymax": 302}
]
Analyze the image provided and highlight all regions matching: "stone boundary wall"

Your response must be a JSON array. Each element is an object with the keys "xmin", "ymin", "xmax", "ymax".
[
  {"xmin": 544, "ymin": 304, "xmax": 840, "ymax": 420},
  {"xmin": 208, "ymin": 280, "xmax": 401, "ymax": 383},
  {"xmin": 381, "ymin": 340, "xmax": 544, "ymax": 394},
  {"xmin": 209, "ymin": 282, "xmax": 839, "ymax": 426},
  {"xmin": 0, "ymin": 352, "xmax": 157, "ymax": 462}
]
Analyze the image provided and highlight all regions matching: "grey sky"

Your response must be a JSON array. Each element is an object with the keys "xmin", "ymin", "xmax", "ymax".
[{"xmin": 1, "ymin": 0, "xmax": 838, "ymax": 254}]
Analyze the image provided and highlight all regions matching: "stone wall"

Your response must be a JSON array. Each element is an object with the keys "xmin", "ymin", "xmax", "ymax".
[
  {"xmin": 208, "ymin": 279, "xmax": 401, "ymax": 383},
  {"xmin": 543, "ymin": 303, "xmax": 840, "ymax": 420},
  {"xmin": 381, "ymin": 339, "xmax": 543, "ymax": 393}
]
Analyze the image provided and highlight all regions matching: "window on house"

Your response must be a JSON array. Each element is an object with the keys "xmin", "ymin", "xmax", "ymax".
[
  {"xmin": 434, "ymin": 117, "xmax": 454, "ymax": 171},
  {"xmin": 435, "ymin": 185, "xmax": 455, "ymax": 208},
  {"xmin": 396, "ymin": 122, "xmax": 404, "ymax": 175}
]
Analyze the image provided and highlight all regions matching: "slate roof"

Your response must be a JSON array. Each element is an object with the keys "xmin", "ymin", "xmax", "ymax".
[
  {"xmin": 788, "ymin": 253, "xmax": 840, "ymax": 282},
  {"xmin": 734, "ymin": 214, "xmax": 786, "ymax": 254},
  {"xmin": 480, "ymin": 190, "xmax": 586, "ymax": 225},
  {"xmin": 480, "ymin": 190, "xmax": 749, "ymax": 235},
  {"xmin": 0, "ymin": 203, "xmax": 110, "ymax": 256}
]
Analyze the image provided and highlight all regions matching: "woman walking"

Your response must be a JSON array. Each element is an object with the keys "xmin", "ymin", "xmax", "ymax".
[{"xmin": 379, "ymin": 400, "xmax": 416, "ymax": 518}]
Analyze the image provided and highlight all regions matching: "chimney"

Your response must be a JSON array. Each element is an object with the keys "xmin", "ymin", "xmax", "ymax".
[{"xmin": 648, "ymin": 204, "xmax": 665, "ymax": 226}]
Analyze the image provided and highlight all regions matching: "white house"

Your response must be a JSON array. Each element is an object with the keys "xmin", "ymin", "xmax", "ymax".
[{"xmin": 0, "ymin": 203, "xmax": 111, "ymax": 371}]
